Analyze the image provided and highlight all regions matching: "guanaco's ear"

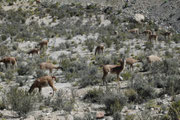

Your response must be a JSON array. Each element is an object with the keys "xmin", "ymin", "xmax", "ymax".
[{"xmin": 52, "ymin": 76, "xmax": 56, "ymax": 80}]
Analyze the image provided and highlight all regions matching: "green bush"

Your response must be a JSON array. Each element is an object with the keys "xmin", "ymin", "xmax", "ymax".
[
  {"xmin": 17, "ymin": 63, "xmax": 34, "ymax": 76},
  {"xmin": 50, "ymin": 90, "xmax": 75, "ymax": 113},
  {"xmin": 4, "ymin": 87, "xmax": 41, "ymax": 116},
  {"xmin": 79, "ymin": 65, "xmax": 101, "ymax": 88},
  {"xmin": 85, "ymin": 39, "xmax": 95, "ymax": 52},
  {"xmin": 102, "ymin": 90, "xmax": 127, "ymax": 115},
  {"xmin": 172, "ymin": 34, "xmax": 180, "ymax": 43},
  {"xmin": 130, "ymin": 74, "xmax": 156, "ymax": 102},
  {"xmin": 83, "ymin": 88, "xmax": 104, "ymax": 103},
  {"xmin": 125, "ymin": 89, "xmax": 138, "ymax": 103},
  {"xmin": 168, "ymin": 100, "xmax": 180, "ymax": 120}
]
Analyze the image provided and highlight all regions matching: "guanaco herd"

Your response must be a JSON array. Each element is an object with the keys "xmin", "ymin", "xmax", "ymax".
[
  {"xmin": 129, "ymin": 28, "xmax": 172, "ymax": 43},
  {"xmin": 0, "ymin": 28, "xmax": 170, "ymax": 96}
]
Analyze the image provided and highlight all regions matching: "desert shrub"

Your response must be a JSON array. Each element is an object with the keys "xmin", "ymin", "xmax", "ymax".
[
  {"xmin": 0, "ymin": 46, "xmax": 9, "ymax": 56},
  {"xmin": 50, "ymin": 90, "xmax": 75, "ymax": 113},
  {"xmin": 125, "ymin": 88, "xmax": 138, "ymax": 103},
  {"xmin": 125, "ymin": 114, "xmax": 135, "ymax": 120},
  {"xmin": 172, "ymin": 33, "xmax": 180, "ymax": 43},
  {"xmin": 79, "ymin": 65, "xmax": 101, "ymax": 88},
  {"xmin": 4, "ymin": 87, "xmax": 42, "ymax": 116},
  {"xmin": 113, "ymin": 112, "xmax": 122, "ymax": 120},
  {"xmin": 102, "ymin": 35, "xmax": 113, "ymax": 48},
  {"xmin": 83, "ymin": 88, "xmax": 104, "ymax": 103},
  {"xmin": 149, "ymin": 58, "xmax": 180, "ymax": 94},
  {"xmin": 102, "ymin": 90, "xmax": 127, "ymax": 115},
  {"xmin": 168, "ymin": 100, "xmax": 180, "ymax": 120},
  {"xmin": 95, "ymin": 55, "xmax": 111, "ymax": 65},
  {"xmin": 0, "ymin": 99, "xmax": 6, "ymax": 110},
  {"xmin": 121, "ymin": 72, "xmax": 132, "ymax": 81},
  {"xmin": 17, "ymin": 63, "xmax": 34, "ymax": 76},
  {"xmin": 85, "ymin": 39, "xmax": 96, "ymax": 52},
  {"xmin": 52, "ymin": 41, "xmax": 72, "ymax": 51},
  {"xmin": 130, "ymin": 74, "xmax": 156, "ymax": 103},
  {"xmin": 144, "ymin": 41, "xmax": 154, "ymax": 50},
  {"xmin": 16, "ymin": 76, "xmax": 28, "ymax": 87},
  {"xmin": 1, "ymin": 34, "xmax": 7, "ymax": 41},
  {"xmin": 35, "ymin": 69, "xmax": 48, "ymax": 78},
  {"xmin": 2, "ymin": 69, "xmax": 15, "ymax": 82}
]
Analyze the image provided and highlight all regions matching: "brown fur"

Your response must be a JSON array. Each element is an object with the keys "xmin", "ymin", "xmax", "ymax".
[
  {"xmin": 40, "ymin": 62, "xmax": 63, "ymax": 73},
  {"xmin": 28, "ymin": 76, "xmax": 57, "ymax": 96},
  {"xmin": 128, "ymin": 28, "xmax": 139, "ymax": 34},
  {"xmin": 35, "ymin": 0, "xmax": 40, "ymax": 4},
  {"xmin": 95, "ymin": 45, "xmax": 104, "ymax": 56},
  {"xmin": 163, "ymin": 31, "xmax": 172, "ymax": 39},
  {"xmin": 147, "ymin": 55, "xmax": 162, "ymax": 63},
  {"xmin": 0, "ymin": 57, "xmax": 17, "ymax": 69},
  {"xmin": 148, "ymin": 33, "xmax": 158, "ymax": 43},
  {"xmin": 102, "ymin": 59, "xmax": 126, "ymax": 85},
  {"xmin": 38, "ymin": 40, "xmax": 48, "ymax": 50},
  {"xmin": 126, "ymin": 58, "xmax": 140, "ymax": 70},
  {"xmin": 142, "ymin": 30, "xmax": 152, "ymax": 36},
  {"xmin": 27, "ymin": 48, "xmax": 39, "ymax": 56}
]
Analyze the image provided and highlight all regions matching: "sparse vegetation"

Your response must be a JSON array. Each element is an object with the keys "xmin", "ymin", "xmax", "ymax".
[
  {"xmin": 0, "ymin": 0, "xmax": 179, "ymax": 119},
  {"xmin": 102, "ymin": 90, "xmax": 127, "ymax": 115},
  {"xmin": 3, "ymin": 87, "xmax": 42, "ymax": 116}
]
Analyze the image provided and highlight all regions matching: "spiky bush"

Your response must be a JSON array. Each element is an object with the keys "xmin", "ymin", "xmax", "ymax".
[
  {"xmin": 78, "ymin": 65, "xmax": 101, "ymax": 88},
  {"xmin": 4, "ymin": 87, "xmax": 42, "ymax": 116},
  {"xmin": 102, "ymin": 90, "xmax": 127, "ymax": 115},
  {"xmin": 83, "ymin": 88, "xmax": 104, "ymax": 103},
  {"xmin": 85, "ymin": 39, "xmax": 96, "ymax": 52},
  {"xmin": 50, "ymin": 90, "xmax": 75, "ymax": 113},
  {"xmin": 130, "ymin": 74, "xmax": 156, "ymax": 103},
  {"xmin": 150, "ymin": 58, "xmax": 180, "ymax": 94}
]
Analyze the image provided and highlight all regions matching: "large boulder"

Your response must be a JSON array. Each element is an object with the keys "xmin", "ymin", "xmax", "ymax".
[{"xmin": 134, "ymin": 14, "xmax": 145, "ymax": 23}]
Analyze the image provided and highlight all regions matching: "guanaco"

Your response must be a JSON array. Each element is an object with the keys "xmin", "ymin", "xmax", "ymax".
[
  {"xmin": 147, "ymin": 55, "xmax": 162, "ymax": 63},
  {"xmin": 38, "ymin": 40, "xmax": 48, "ymax": 50},
  {"xmin": 102, "ymin": 59, "xmax": 126, "ymax": 85},
  {"xmin": 0, "ymin": 57, "xmax": 17, "ymax": 69},
  {"xmin": 27, "ymin": 48, "xmax": 39, "ymax": 56},
  {"xmin": 163, "ymin": 31, "xmax": 172, "ymax": 39},
  {"xmin": 142, "ymin": 30, "xmax": 152, "ymax": 36},
  {"xmin": 40, "ymin": 62, "xmax": 63, "ymax": 73},
  {"xmin": 128, "ymin": 28, "xmax": 139, "ymax": 34},
  {"xmin": 95, "ymin": 45, "xmax": 104, "ymax": 56},
  {"xmin": 148, "ymin": 33, "xmax": 158, "ymax": 43},
  {"xmin": 126, "ymin": 58, "xmax": 140, "ymax": 70},
  {"xmin": 28, "ymin": 76, "xmax": 57, "ymax": 96}
]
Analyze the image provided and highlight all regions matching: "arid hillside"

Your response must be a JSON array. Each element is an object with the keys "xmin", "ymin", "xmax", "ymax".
[{"xmin": 0, "ymin": 0, "xmax": 179, "ymax": 120}]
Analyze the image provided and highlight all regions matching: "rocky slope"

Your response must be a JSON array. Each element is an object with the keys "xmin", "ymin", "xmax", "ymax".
[{"xmin": 0, "ymin": 0, "xmax": 179, "ymax": 120}]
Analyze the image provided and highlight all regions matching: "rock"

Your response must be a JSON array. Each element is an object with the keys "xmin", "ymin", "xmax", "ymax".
[
  {"xmin": 121, "ymin": 106, "xmax": 128, "ymax": 113},
  {"xmin": 134, "ymin": 105, "xmax": 139, "ymax": 110},
  {"xmin": 96, "ymin": 111, "xmax": 105, "ymax": 119},
  {"xmin": 66, "ymin": 115, "xmax": 74, "ymax": 120},
  {"xmin": 134, "ymin": 14, "xmax": 145, "ymax": 23},
  {"xmin": 24, "ymin": 115, "xmax": 35, "ymax": 120},
  {"xmin": 174, "ymin": 94, "xmax": 180, "ymax": 102},
  {"xmin": 105, "ymin": 116, "xmax": 113, "ymax": 120}
]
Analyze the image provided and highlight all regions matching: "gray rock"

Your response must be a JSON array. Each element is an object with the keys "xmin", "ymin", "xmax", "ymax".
[
  {"xmin": 134, "ymin": 14, "xmax": 145, "ymax": 23},
  {"xmin": 105, "ymin": 116, "xmax": 113, "ymax": 120},
  {"xmin": 174, "ymin": 94, "xmax": 180, "ymax": 102}
]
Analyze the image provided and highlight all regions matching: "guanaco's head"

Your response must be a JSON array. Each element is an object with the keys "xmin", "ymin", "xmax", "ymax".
[
  {"xmin": 118, "ymin": 58, "xmax": 126, "ymax": 66},
  {"xmin": 52, "ymin": 76, "xmax": 56, "ymax": 81}
]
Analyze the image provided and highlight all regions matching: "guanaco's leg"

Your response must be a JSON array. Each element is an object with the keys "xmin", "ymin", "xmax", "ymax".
[
  {"xmin": 102, "ymin": 72, "xmax": 108, "ymax": 85},
  {"xmin": 5, "ymin": 63, "xmax": 8, "ymax": 69},
  {"xmin": 38, "ymin": 87, "xmax": 42, "ymax": 93},
  {"xmin": 48, "ymin": 81, "xmax": 57, "ymax": 96}
]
